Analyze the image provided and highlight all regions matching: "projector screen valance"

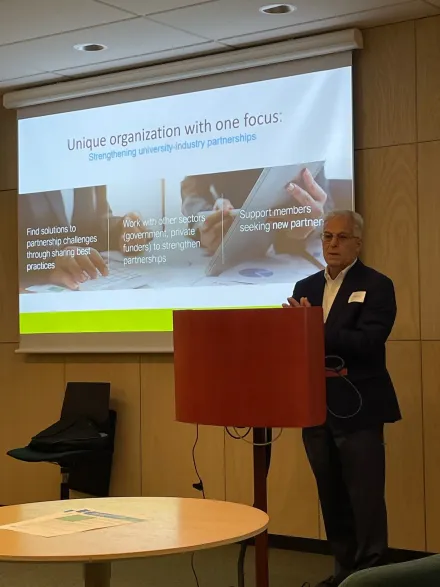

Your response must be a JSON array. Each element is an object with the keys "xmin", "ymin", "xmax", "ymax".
[{"xmin": 16, "ymin": 50, "xmax": 354, "ymax": 353}]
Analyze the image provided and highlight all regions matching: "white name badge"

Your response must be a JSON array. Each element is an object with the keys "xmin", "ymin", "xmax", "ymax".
[{"xmin": 349, "ymin": 291, "xmax": 366, "ymax": 303}]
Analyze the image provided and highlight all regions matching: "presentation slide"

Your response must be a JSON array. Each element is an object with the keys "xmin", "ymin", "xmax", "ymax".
[{"xmin": 18, "ymin": 65, "xmax": 353, "ymax": 335}]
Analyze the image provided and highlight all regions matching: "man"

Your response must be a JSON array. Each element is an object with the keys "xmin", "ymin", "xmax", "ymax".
[
  {"xmin": 283, "ymin": 210, "xmax": 401, "ymax": 587},
  {"xmin": 19, "ymin": 185, "xmax": 149, "ymax": 290}
]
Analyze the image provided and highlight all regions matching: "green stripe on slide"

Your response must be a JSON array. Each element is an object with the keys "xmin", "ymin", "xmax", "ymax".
[
  {"xmin": 20, "ymin": 308, "xmax": 173, "ymax": 334},
  {"xmin": 20, "ymin": 305, "xmax": 278, "ymax": 335}
]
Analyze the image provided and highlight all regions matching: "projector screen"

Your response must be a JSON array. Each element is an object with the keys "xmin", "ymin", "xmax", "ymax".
[{"xmin": 17, "ymin": 54, "xmax": 354, "ymax": 353}]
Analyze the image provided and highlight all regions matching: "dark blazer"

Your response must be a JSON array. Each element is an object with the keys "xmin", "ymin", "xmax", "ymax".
[
  {"xmin": 293, "ymin": 260, "xmax": 401, "ymax": 430},
  {"xmin": 19, "ymin": 187, "xmax": 122, "ymax": 285}
]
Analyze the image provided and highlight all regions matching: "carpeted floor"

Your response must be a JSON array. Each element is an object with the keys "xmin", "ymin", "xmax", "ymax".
[{"xmin": 0, "ymin": 545, "xmax": 333, "ymax": 586}]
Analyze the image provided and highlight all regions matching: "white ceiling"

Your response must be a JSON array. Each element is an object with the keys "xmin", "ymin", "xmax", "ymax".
[{"xmin": 1, "ymin": 0, "xmax": 439, "ymax": 91}]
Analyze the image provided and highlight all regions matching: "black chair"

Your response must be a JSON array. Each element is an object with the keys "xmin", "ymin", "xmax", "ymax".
[{"xmin": 8, "ymin": 382, "xmax": 116, "ymax": 500}]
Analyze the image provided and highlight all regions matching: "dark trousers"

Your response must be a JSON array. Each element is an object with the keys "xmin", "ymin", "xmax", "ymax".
[{"xmin": 302, "ymin": 424, "xmax": 387, "ymax": 576}]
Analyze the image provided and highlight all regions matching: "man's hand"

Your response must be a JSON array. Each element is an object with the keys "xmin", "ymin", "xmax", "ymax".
[
  {"xmin": 49, "ymin": 247, "xmax": 108, "ymax": 290},
  {"xmin": 120, "ymin": 212, "xmax": 151, "ymax": 255},
  {"xmin": 272, "ymin": 168, "xmax": 328, "ymax": 241},
  {"xmin": 200, "ymin": 203, "xmax": 234, "ymax": 255},
  {"xmin": 282, "ymin": 296, "xmax": 311, "ymax": 308}
]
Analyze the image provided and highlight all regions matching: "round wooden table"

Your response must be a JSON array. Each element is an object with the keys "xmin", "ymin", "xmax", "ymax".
[{"xmin": 0, "ymin": 497, "xmax": 269, "ymax": 587}]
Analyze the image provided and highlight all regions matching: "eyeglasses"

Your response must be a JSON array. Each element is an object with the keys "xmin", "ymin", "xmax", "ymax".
[{"xmin": 321, "ymin": 232, "xmax": 359, "ymax": 244}]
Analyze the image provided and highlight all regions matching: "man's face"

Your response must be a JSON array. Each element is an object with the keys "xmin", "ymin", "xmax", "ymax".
[{"xmin": 322, "ymin": 215, "xmax": 361, "ymax": 272}]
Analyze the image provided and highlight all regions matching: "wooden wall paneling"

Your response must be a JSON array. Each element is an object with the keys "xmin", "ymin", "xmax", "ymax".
[
  {"xmin": 355, "ymin": 145, "xmax": 419, "ymax": 340},
  {"xmin": 416, "ymin": 16, "xmax": 440, "ymax": 142},
  {"xmin": 267, "ymin": 429, "xmax": 320, "ymax": 538},
  {"xmin": 65, "ymin": 354, "xmax": 142, "ymax": 497},
  {"xmin": 0, "ymin": 190, "xmax": 19, "ymax": 343},
  {"xmin": 385, "ymin": 341, "xmax": 425, "ymax": 551},
  {"xmin": 422, "ymin": 342, "xmax": 440, "ymax": 552},
  {"xmin": 418, "ymin": 141, "xmax": 440, "ymax": 339},
  {"xmin": 224, "ymin": 434, "xmax": 253, "ymax": 506},
  {"xmin": 0, "ymin": 345, "xmax": 65, "ymax": 504},
  {"xmin": 0, "ymin": 104, "xmax": 17, "ymax": 192},
  {"xmin": 354, "ymin": 22, "xmax": 416, "ymax": 150},
  {"xmin": 225, "ymin": 430, "xmax": 320, "ymax": 538},
  {"xmin": 141, "ymin": 355, "xmax": 225, "ymax": 500}
]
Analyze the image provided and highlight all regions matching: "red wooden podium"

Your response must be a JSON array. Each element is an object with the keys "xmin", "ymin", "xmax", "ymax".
[{"xmin": 173, "ymin": 308, "xmax": 327, "ymax": 587}]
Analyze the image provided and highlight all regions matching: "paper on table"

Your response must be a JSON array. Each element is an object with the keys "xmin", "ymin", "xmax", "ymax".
[{"xmin": 0, "ymin": 508, "xmax": 145, "ymax": 538}]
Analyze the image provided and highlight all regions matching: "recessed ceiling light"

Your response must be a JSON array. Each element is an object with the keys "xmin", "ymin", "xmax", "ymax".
[
  {"xmin": 259, "ymin": 3, "xmax": 296, "ymax": 15},
  {"xmin": 74, "ymin": 43, "xmax": 108, "ymax": 52}
]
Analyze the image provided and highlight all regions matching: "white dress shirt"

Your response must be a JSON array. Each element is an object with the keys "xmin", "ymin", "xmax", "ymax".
[{"xmin": 322, "ymin": 259, "xmax": 357, "ymax": 322}]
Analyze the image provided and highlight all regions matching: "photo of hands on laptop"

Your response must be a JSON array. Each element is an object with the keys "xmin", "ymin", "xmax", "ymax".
[{"xmin": 19, "ymin": 161, "xmax": 352, "ymax": 294}]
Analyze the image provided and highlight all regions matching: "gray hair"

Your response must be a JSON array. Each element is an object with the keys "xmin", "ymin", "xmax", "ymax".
[{"xmin": 323, "ymin": 210, "xmax": 364, "ymax": 238}]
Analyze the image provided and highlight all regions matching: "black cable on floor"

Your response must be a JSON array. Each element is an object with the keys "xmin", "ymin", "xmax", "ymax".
[
  {"xmin": 237, "ymin": 428, "xmax": 272, "ymax": 587},
  {"xmin": 191, "ymin": 424, "xmax": 205, "ymax": 586},
  {"xmin": 191, "ymin": 552, "xmax": 201, "ymax": 587},
  {"xmin": 192, "ymin": 423, "xmax": 205, "ymax": 498},
  {"xmin": 237, "ymin": 542, "xmax": 247, "ymax": 587}
]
